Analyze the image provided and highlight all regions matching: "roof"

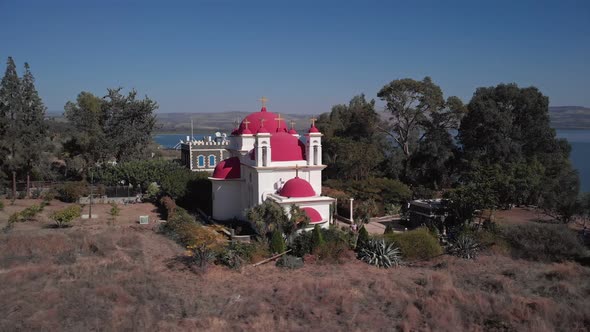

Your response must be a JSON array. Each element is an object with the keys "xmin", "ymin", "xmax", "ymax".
[
  {"xmin": 237, "ymin": 107, "xmax": 287, "ymax": 135},
  {"xmin": 211, "ymin": 157, "xmax": 241, "ymax": 179}
]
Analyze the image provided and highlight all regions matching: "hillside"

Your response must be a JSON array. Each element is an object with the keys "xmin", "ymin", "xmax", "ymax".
[
  {"xmin": 1, "ymin": 199, "xmax": 590, "ymax": 331},
  {"xmin": 549, "ymin": 106, "xmax": 590, "ymax": 129}
]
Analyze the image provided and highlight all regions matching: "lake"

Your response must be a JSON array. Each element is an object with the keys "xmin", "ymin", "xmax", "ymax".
[{"xmin": 154, "ymin": 129, "xmax": 590, "ymax": 192}]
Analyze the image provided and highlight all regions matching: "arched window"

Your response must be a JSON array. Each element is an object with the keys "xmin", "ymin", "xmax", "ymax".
[
  {"xmin": 198, "ymin": 155, "xmax": 205, "ymax": 167},
  {"xmin": 208, "ymin": 155, "xmax": 216, "ymax": 167},
  {"xmin": 262, "ymin": 146, "xmax": 268, "ymax": 167},
  {"xmin": 313, "ymin": 146, "xmax": 318, "ymax": 165}
]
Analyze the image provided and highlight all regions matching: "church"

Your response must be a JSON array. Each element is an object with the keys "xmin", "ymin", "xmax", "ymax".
[{"xmin": 210, "ymin": 98, "xmax": 335, "ymax": 230}]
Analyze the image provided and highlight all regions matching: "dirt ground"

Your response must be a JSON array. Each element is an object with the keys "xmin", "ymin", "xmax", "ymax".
[{"xmin": 1, "ymin": 199, "xmax": 589, "ymax": 331}]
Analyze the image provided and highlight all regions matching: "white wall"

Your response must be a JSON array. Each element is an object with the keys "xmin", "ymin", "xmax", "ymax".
[{"xmin": 212, "ymin": 180, "xmax": 243, "ymax": 220}]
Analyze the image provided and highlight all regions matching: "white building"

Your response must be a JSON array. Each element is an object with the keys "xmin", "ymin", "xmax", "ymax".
[{"xmin": 210, "ymin": 103, "xmax": 335, "ymax": 229}]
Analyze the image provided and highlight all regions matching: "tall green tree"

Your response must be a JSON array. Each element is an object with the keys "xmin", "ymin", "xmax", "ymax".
[
  {"xmin": 377, "ymin": 77, "xmax": 464, "ymax": 158},
  {"xmin": 102, "ymin": 88, "xmax": 158, "ymax": 162},
  {"xmin": 19, "ymin": 62, "xmax": 47, "ymax": 185},
  {"xmin": 0, "ymin": 57, "xmax": 22, "ymax": 185}
]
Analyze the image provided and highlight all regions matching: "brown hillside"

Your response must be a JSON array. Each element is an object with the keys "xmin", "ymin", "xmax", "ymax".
[{"xmin": 0, "ymin": 200, "xmax": 589, "ymax": 331}]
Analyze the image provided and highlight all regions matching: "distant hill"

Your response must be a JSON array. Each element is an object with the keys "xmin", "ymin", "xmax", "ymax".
[
  {"xmin": 549, "ymin": 106, "xmax": 590, "ymax": 129},
  {"xmin": 156, "ymin": 111, "xmax": 314, "ymax": 133}
]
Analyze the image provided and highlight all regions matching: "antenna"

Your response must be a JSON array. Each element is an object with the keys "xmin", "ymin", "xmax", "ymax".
[{"xmin": 191, "ymin": 117, "xmax": 194, "ymax": 141}]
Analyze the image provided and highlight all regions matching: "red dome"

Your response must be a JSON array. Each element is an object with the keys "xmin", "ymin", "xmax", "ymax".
[
  {"xmin": 212, "ymin": 157, "xmax": 241, "ymax": 179},
  {"xmin": 238, "ymin": 107, "xmax": 287, "ymax": 135},
  {"xmin": 309, "ymin": 125, "xmax": 319, "ymax": 133},
  {"xmin": 288, "ymin": 128, "xmax": 298, "ymax": 135},
  {"xmin": 270, "ymin": 132, "xmax": 305, "ymax": 161},
  {"xmin": 301, "ymin": 207, "xmax": 323, "ymax": 223},
  {"xmin": 279, "ymin": 177, "xmax": 316, "ymax": 197}
]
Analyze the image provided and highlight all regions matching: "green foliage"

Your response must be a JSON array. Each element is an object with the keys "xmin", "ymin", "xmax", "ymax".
[
  {"xmin": 108, "ymin": 202, "xmax": 120, "ymax": 225},
  {"xmin": 324, "ymin": 177, "xmax": 412, "ymax": 213},
  {"xmin": 145, "ymin": 182, "xmax": 160, "ymax": 201},
  {"xmin": 502, "ymin": 224, "xmax": 586, "ymax": 262},
  {"xmin": 276, "ymin": 255, "xmax": 304, "ymax": 269},
  {"xmin": 51, "ymin": 205, "xmax": 82, "ymax": 228},
  {"xmin": 291, "ymin": 226, "xmax": 352, "ymax": 261},
  {"xmin": 20, "ymin": 204, "xmax": 42, "ymax": 221},
  {"xmin": 291, "ymin": 231, "xmax": 314, "ymax": 257},
  {"xmin": 57, "ymin": 181, "xmax": 89, "ymax": 203},
  {"xmin": 384, "ymin": 228, "xmax": 443, "ymax": 260},
  {"xmin": 358, "ymin": 239, "xmax": 402, "ymax": 268},
  {"xmin": 8, "ymin": 212, "xmax": 21, "ymax": 224},
  {"xmin": 270, "ymin": 230, "xmax": 287, "ymax": 254},
  {"xmin": 449, "ymin": 234, "xmax": 479, "ymax": 259},
  {"xmin": 311, "ymin": 225, "xmax": 325, "ymax": 248},
  {"xmin": 217, "ymin": 246, "xmax": 245, "ymax": 270},
  {"xmin": 356, "ymin": 225, "xmax": 370, "ymax": 249},
  {"xmin": 246, "ymin": 199, "xmax": 294, "ymax": 239}
]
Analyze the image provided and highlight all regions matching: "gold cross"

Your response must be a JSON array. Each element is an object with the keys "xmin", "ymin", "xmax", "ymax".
[
  {"xmin": 258, "ymin": 96, "xmax": 268, "ymax": 107},
  {"xmin": 259, "ymin": 118, "xmax": 266, "ymax": 127},
  {"xmin": 274, "ymin": 113, "xmax": 283, "ymax": 127},
  {"xmin": 290, "ymin": 120, "xmax": 296, "ymax": 129},
  {"xmin": 310, "ymin": 117, "xmax": 317, "ymax": 127},
  {"xmin": 243, "ymin": 119, "xmax": 250, "ymax": 130}
]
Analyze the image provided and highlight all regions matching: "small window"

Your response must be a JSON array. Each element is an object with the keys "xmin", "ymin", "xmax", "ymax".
[
  {"xmin": 208, "ymin": 155, "xmax": 216, "ymax": 167},
  {"xmin": 198, "ymin": 155, "xmax": 205, "ymax": 167}
]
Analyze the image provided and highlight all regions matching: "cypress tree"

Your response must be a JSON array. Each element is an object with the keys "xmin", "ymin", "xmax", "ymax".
[
  {"xmin": 357, "ymin": 225, "xmax": 370, "ymax": 250},
  {"xmin": 311, "ymin": 225, "xmax": 325, "ymax": 250},
  {"xmin": 270, "ymin": 229, "xmax": 286, "ymax": 254},
  {"xmin": 20, "ymin": 62, "xmax": 47, "ymax": 193},
  {"xmin": 0, "ymin": 57, "xmax": 22, "ymax": 191}
]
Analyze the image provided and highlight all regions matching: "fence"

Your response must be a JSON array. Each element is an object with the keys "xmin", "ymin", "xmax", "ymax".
[{"xmin": 1, "ymin": 181, "xmax": 142, "ymax": 199}]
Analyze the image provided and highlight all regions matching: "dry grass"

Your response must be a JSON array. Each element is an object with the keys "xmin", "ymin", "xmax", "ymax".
[{"xmin": 1, "ymin": 199, "xmax": 590, "ymax": 331}]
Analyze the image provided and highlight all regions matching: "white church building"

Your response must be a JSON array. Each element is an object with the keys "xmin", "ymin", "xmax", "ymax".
[{"xmin": 210, "ymin": 101, "xmax": 335, "ymax": 229}]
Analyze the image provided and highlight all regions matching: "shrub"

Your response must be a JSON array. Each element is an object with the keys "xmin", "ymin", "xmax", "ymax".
[
  {"xmin": 448, "ymin": 234, "xmax": 479, "ymax": 259},
  {"xmin": 356, "ymin": 225, "xmax": 370, "ymax": 250},
  {"xmin": 291, "ymin": 231, "xmax": 314, "ymax": 257},
  {"xmin": 311, "ymin": 225, "xmax": 325, "ymax": 248},
  {"xmin": 276, "ymin": 255, "xmax": 304, "ymax": 269},
  {"xmin": 217, "ymin": 247, "xmax": 245, "ymax": 270},
  {"xmin": 160, "ymin": 196, "xmax": 177, "ymax": 220},
  {"xmin": 51, "ymin": 205, "xmax": 82, "ymax": 228},
  {"xmin": 270, "ymin": 230, "xmax": 286, "ymax": 254},
  {"xmin": 42, "ymin": 190, "xmax": 56, "ymax": 202},
  {"xmin": 58, "ymin": 182, "xmax": 89, "ymax": 203},
  {"xmin": 31, "ymin": 188, "xmax": 43, "ymax": 199},
  {"xmin": 358, "ymin": 239, "xmax": 402, "ymax": 268},
  {"xmin": 8, "ymin": 212, "xmax": 21, "ymax": 224},
  {"xmin": 384, "ymin": 228, "xmax": 443, "ymax": 261},
  {"xmin": 145, "ymin": 182, "xmax": 160, "ymax": 201},
  {"xmin": 20, "ymin": 204, "xmax": 43, "ymax": 222},
  {"xmin": 108, "ymin": 203, "xmax": 120, "ymax": 225},
  {"xmin": 313, "ymin": 241, "xmax": 350, "ymax": 264},
  {"xmin": 502, "ymin": 224, "xmax": 587, "ymax": 262}
]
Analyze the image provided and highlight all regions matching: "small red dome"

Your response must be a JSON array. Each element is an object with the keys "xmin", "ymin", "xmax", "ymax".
[
  {"xmin": 242, "ymin": 128, "xmax": 252, "ymax": 135},
  {"xmin": 212, "ymin": 157, "xmax": 241, "ymax": 179},
  {"xmin": 309, "ymin": 125, "xmax": 319, "ymax": 133},
  {"xmin": 257, "ymin": 126, "xmax": 270, "ymax": 134},
  {"xmin": 301, "ymin": 207, "xmax": 323, "ymax": 223},
  {"xmin": 288, "ymin": 128, "xmax": 298, "ymax": 134},
  {"xmin": 279, "ymin": 177, "xmax": 316, "ymax": 197}
]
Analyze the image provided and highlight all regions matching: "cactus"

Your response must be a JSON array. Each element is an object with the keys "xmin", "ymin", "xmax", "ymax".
[
  {"xmin": 450, "ymin": 234, "xmax": 479, "ymax": 259},
  {"xmin": 358, "ymin": 239, "xmax": 402, "ymax": 268}
]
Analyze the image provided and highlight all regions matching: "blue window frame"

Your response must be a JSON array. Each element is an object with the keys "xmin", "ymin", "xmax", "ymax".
[
  {"xmin": 209, "ymin": 155, "xmax": 215, "ymax": 167},
  {"xmin": 198, "ymin": 155, "xmax": 205, "ymax": 167}
]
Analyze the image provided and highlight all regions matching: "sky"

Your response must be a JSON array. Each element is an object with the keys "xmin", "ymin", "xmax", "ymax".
[{"xmin": 0, "ymin": 0, "xmax": 589, "ymax": 114}]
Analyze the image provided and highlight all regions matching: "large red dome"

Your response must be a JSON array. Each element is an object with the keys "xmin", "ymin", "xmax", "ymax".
[
  {"xmin": 279, "ymin": 177, "xmax": 316, "ymax": 197},
  {"xmin": 212, "ymin": 157, "xmax": 241, "ymax": 179},
  {"xmin": 237, "ymin": 107, "xmax": 287, "ymax": 135},
  {"xmin": 270, "ymin": 132, "xmax": 305, "ymax": 161}
]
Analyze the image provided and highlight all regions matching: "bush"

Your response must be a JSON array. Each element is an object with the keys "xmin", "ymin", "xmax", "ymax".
[
  {"xmin": 20, "ymin": 204, "xmax": 43, "ymax": 222},
  {"xmin": 356, "ymin": 225, "xmax": 370, "ymax": 250},
  {"xmin": 291, "ymin": 231, "xmax": 314, "ymax": 257},
  {"xmin": 384, "ymin": 228, "xmax": 443, "ymax": 261},
  {"xmin": 160, "ymin": 196, "xmax": 177, "ymax": 220},
  {"xmin": 276, "ymin": 255, "xmax": 304, "ymax": 269},
  {"xmin": 502, "ymin": 224, "xmax": 587, "ymax": 262},
  {"xmin": 58, "ymin": 182, "xmax": 89, "ymax": 203},
  {"xmin": 311, "ymin": 225, "xmax": 325, "ymax": 248},
  {"xmin": 217, "ymin": 247, "xmax": 245, "ymax": 270},
  {"xmin": 42, "ymin": 190, "xmax": 56, "ymax": 202},
  {"xmin": 51, "ymin": 205, "xmax": 82, "ymax": 228},
  {"xmin": 313, "ymin": 241, "xmax": 350, "ymax": 264},
  {"xmin": 358, "ymin": 239, "xmax": 402, "ymax": 268},
  {"xmin": 31, "ymin": 188, "xmax": 43, "ymax": 199},
  {"xmin": 270, "ymin": 230, "xmax": 286, "ymax": 254},
  {"xmin": 448, "ymin": 234, "xmax": 479, "ymax": 259}
]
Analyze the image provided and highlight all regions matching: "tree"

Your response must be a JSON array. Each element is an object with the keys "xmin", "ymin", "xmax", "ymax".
[
  {"xmin": 377, "ymin": 77, "xmax": 464, "ymax": 158},
  {"xmin": 102, "ymin": 88, "xmax": 158, "ymax": 162},
  {"xmin": 318, "ymin": 94, "xmax": 388, "ymax": 180},
  {"xmin": 19, "ymin": 63, "xmax": 47, "ymax": 192},
  {"xmin": 0, "ymin": 57, "xmax": 22, "ymax": 189}
]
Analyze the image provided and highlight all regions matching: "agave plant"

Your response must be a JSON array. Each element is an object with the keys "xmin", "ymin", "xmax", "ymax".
[
  {"xmin": 358, "ymin": 239, "xmax": 402, "ymax": 268},
  {"xmin": 450, "ymin": 234, "xmax": 479, "ymax": 259}
]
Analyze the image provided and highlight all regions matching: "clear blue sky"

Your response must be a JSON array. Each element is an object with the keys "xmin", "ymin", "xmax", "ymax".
[{"xmin": 1, "ymin": 0, "xmax": 589, "ymax": 114}]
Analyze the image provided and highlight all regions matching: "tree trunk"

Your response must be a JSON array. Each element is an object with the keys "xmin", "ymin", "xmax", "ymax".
[{"xmin": 12, "ymin": 171, "xmax": 16, "ymax": 201}]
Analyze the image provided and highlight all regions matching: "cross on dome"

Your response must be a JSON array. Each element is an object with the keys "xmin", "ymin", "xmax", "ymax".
[
  {"xmin": 274, "ymin": 113, "xmax": 284, "ymax": 128},
  {"xmin": 310, "ymin": 117, "xmax": 317, "ymax": 127},
  {"xmin": 258, "ymin": 96, "xmax": 268, "ymax": 111},
  {"xmin": 243, "ymin": 118, "xmax": 251, "ymax": 130},
  {"xmin": 290, "ymin": 119, "xmax": 296, "ymax": 129}
]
